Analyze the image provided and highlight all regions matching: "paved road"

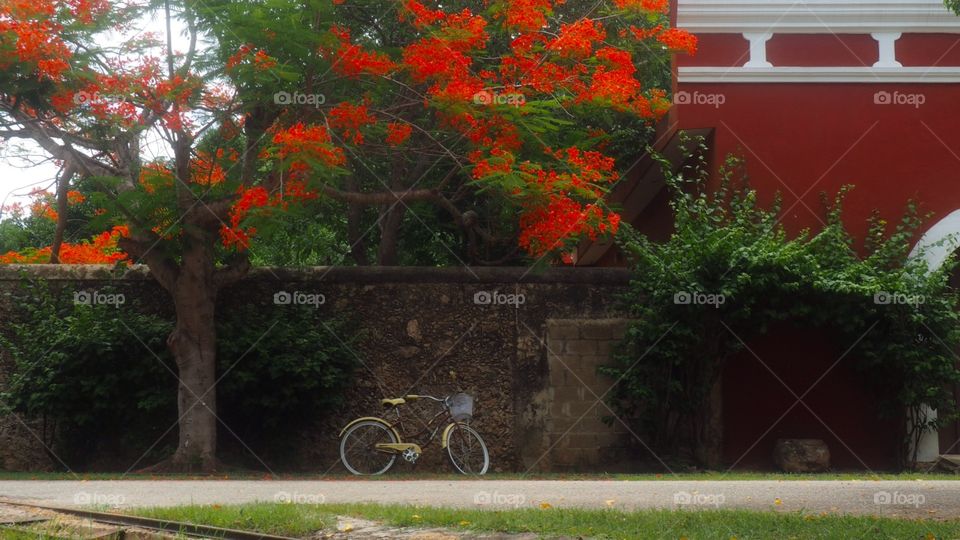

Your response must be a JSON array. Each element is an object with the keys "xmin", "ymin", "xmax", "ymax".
[{"xmin": 1, "ymin": 480, "xmax": 958, "ymax": 520}]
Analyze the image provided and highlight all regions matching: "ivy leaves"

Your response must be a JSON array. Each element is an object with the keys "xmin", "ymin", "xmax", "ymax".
[{"xmin": 604, "ymin": 139, "xmax": 960, "ymax": 466}]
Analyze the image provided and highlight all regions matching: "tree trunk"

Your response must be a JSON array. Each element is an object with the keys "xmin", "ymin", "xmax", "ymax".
[
  {"xmin": 49, "ymin": 167, "xmax": 72, "ymax": 264},
  {"xmin": 377, "ymin": 203, "xmax": 406, "ymax": 265},
  {"xmin": 165, "ymin": 244, "xmax": 219, "ymax": 472},
  {"xmin": 689, "ymin": 324, "xmax": 726, "ymax": 469},
  {"xmin": 128, "ymin": 226, "xmax": 250, "ymax": 474},
  {"xmin": 345, "ymin": 176, "xmax": 369, "ymax": 266},
  {"xmin": 376, "ymin": 157, "xmax": 408, "ymax": 266},
  {"xmin": 694, "ymin": 376, "xmax": 724, "ymax": 469}
]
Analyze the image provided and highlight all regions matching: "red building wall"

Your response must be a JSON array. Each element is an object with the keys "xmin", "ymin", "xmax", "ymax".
[
  {"xmin": 651, "ymin": 1, "xmax": 960, "ymax": 468},
  {"xmin": 722, "ymin": 325, "xmax": 900, "ymax": 469},
  {"xmin": 675, "ymin": 35, "xmax": 960, "ymax": 242}
]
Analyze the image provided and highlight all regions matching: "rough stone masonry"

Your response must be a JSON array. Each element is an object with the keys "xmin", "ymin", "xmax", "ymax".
[{"xmin": 0, "ymin": 264, "xmax": 636, "ymax": 473}]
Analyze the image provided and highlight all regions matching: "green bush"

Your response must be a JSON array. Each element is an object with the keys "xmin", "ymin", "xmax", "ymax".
[
  {"xmin": 602, "ymin": 137, "xmax": 960, "ymax": 468},
  {"xmin": 214, "ymin": 300, "xmax": 359, "ymax": 455},
  {"xmin": 0, "ymin": 275, "xmax": 356, "ymax": 470},
  {"xmin": 0, "ymin": 277, "xmax": 175, "ymax": 466}
]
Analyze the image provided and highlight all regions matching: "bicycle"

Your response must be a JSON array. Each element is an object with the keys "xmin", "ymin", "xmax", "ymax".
[{"xmin": 339, "ymin": 392, "xmax": 490, "ymax": 475}]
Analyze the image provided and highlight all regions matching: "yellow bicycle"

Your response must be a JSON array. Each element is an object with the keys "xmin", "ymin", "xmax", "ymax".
[{"xmin": 339, "ymin": 393, "xmax": 489, "ymax": 475}]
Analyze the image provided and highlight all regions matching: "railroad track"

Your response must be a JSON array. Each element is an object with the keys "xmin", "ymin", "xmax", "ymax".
[{"xmin": 0, "ymin": 500, "xmax": 298, "ymax": 539}]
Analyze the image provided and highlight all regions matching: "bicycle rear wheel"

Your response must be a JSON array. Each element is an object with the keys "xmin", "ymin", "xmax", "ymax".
[
  {"xmin": 340, "ymin": 420, "xmax": 398, "ymax": 475},
  {"xmin": 446, "ymin": 423, "xmax": 489, "ymax": 475}
]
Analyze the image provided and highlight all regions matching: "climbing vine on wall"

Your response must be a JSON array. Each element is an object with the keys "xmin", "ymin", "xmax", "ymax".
[{"xmin": 602, "ymin": 136, "xmax": 960, "ymax": 468}]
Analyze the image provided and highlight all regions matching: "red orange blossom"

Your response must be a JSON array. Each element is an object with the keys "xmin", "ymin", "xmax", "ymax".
[
  {"xmin": 1, "ymin": 0, "xmax": 697, "ymax": 262},
  {"xmin": 233, "ymin": 0, "xmax": 697, "ymax": 258}
]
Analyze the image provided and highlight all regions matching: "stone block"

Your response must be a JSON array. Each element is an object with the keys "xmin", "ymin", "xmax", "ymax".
[
  {"xmin": 547, "ymin": 320, "xmax": 581, "ymax": 340},
  {"xmin": 595, "ymin": 430, "xmax": 628, "ymax": 446},
  {"xmin": 580, "ymin": 323, "xmax": 613, "ymax": 340},
  {"xmin": 546, "ymin": 338, "xmax": 566, "ymax": 355},
  {"xmin": 569, "ymin": 367, "xmax": 599, "ymax": 388},
  {"xmin": 546, "ymin": 417, "xmax": 582, "ymax": 433},
  {"xmin": 552, "ymin": 353, "xmax": 582, "ymax": 370},
  {"xmin": 565, "ymin": 339, "xmax": 598, "ymax": 355},
  {"xmin": 553, "ymin": 385, "xmax": 585, "ymax": 402},
  {"xmin": 609, "ymin": 321, "xmax": 630, "ymax": 340},
  {"xmin": 551, "ymin": 448, "xmax": 580, "ymax": 466},
  {"xmin": 564, "ymin": 433, "xmax": 597, "ymax": 449},
  {"xmin": 552, "ymin": 400, "xmax": 597, "ymax": 418},
  {"xmin": 773, "ymin": 439, "xmax": 831, "ymax": 473}
]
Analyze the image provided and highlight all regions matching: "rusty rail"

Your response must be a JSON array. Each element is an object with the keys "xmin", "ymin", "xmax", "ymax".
[{"xmin": 0, "ymin": 500, "xmax": 299, "ymax": 540}]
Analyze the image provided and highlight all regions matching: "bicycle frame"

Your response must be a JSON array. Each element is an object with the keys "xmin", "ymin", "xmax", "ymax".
[
  {"xmin": 389, "ymin": 401, "xmax": 451, "ymax": 447},
  {"xmin": 373, "ymin": 395, "xmax": 453, "ymax": 456},
  {"xmin": 339, "ymin": 392, "xmax": 489, "ymax": 475}
]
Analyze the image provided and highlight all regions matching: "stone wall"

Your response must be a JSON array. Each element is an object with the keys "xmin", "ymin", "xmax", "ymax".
[
  {"xmin": 533, "ymin": 319, "xmax": 635, "ymax": 471},
  {"xmin": 0, "ymin": 265, "xmax": 635, "ymax": 473}
]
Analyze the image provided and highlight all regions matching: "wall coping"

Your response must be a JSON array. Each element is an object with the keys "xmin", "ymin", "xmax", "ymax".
[
  {"xmin": 678, "ymin": 0, "xmax": 960, "ymax": 34},
  {"xmin": 678, "ymin": 66, "xmax": 960, "ymax": 83},
  {"xmin": 0, "ymin": 265, "xmax": 632, "ymax": 285}
]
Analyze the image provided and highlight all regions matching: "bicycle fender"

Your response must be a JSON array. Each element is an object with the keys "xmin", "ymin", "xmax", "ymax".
[
  {"xmin": 339, "ymin": 417, "xmax": 401, "ymax": 441},
  {"xmin": 440, "ymin": 422, "xmax": 460, "ymax": 449}
]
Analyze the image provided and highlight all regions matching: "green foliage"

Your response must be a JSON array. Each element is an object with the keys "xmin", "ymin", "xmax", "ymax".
[
  {"xmin": 0, "ymin": 276, "xmax": 357, "ymax": 469},
  {"xmin": 947, "ymin": 0, "xmax": 960, "ymax": 16},
  {"xmin": 0, "ymin": 207, "xmax": 56, "ymax": 253},
  {"xmin": 602, "ymin": 137, "xmax": 960, "ymax": 467},
  {"xmin": 0, "ymin": 187, "xmax": 117, "ymax": 256},
  {"xmin": 0, "ymin": 276, "xmax": 175, "ymax": 463},
  {"xmin": 246, "ymin": 200, "xmax": 351, "ymax": 267},
  {"xmin": 248, "ymin": 203, "xmax": 472, "ymax": 266},
  {"xmin": 131, "ymin": 502, "xmax": 960, "ymax": 539},
  {"xmin": 215, "ymin": 299, "xmax": 358, "ymax": 450},
  {"xmin": 0, "ymin": 216, "xmax": 48, "ymax": 254}
]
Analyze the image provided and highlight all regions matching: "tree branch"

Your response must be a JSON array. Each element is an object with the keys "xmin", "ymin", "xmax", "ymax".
[
  {"xmin": 212, "ymin": 254, "xmax": 251, "ymax": 288},
  {"xmin": 319, "ymin": 184, "xmax": 437, "ymax": 204},
  {"xmin": 117, "ymin": 236, "xmax": 180, "ymax": 292},
  {"xmin": 49, "ymin": 164, "xmax": 76, "ymax": 264}
]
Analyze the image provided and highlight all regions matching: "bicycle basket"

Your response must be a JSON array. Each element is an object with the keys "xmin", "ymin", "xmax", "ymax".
[{"xmin": 447, "ymin": 393, "xmax": 474, "ymax": 422}]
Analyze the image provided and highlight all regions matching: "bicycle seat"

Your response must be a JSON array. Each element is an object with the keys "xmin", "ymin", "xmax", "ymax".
[{"xmin": 381, "ymin": 398, "xmax": 406, "ymax": 407}]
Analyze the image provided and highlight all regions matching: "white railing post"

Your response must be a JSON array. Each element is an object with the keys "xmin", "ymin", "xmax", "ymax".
[
  {"xmin": 913, "ymin": 406, "xmax": 941, "ymax": 463},
  {"xmin": 743, "ymin": 32, "xmax": 773, "ymax": 67},
  {"xmin": 872, "ymin": 32, "xmax": 903, "ymax": 68}
]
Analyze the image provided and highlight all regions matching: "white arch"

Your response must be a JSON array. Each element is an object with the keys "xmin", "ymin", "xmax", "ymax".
[
  {"xmin": 910, "ymin": 209, "xmax": 960, "ymax": 271},
  {"xmin": 908, "ymin": 209, "xmax": 960, "ymax": 463}
]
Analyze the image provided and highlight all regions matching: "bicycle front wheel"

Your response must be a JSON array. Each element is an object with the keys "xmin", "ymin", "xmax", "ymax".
[
  {"xmin": 340, "ymin": 420, "xmax": 398, "ymax": 475},
  {"xmin": 446, "ymin": 423, "xmax": 489, "ymax": 475}
]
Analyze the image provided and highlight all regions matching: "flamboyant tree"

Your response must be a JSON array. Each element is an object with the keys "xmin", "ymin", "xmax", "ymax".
[
  {"xmin": 0, "ymin": 189, "xmax": 127, "ymax": 263},
  {"xmin": 0, "ymin": 0, "xmax": 695, "ymax": 470}
]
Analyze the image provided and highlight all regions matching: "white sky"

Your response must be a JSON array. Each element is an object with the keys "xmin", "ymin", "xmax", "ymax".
[{"xmin": 0, "ymin": 151, "xmax": 60, "ymax": 213}]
